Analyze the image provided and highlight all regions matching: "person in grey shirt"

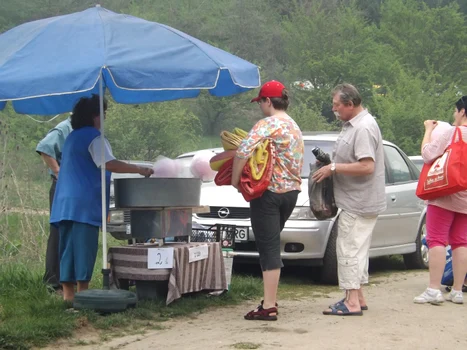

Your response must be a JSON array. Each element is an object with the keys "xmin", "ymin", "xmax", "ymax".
[
  {"xmin": 36, "ymin": 116, "xmax": 73, "ymax": 291},
  {"xmin": 313, "ymin": 83, "xmax": 386, "ymax": 316}
]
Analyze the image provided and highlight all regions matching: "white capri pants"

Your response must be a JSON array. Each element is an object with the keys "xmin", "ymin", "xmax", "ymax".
[{"xmin": 337, "ymin": 210, "xmax": 378, "ymax": 290}]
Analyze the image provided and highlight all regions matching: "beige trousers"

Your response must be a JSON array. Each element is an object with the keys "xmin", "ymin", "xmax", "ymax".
[{"xmin": 337, "ymin": 210, "xmax": 378, "ymax": 290}]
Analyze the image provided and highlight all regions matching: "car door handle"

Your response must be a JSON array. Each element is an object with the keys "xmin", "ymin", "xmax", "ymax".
[{"xmin": 391, "ymin": 195, "xmax": 397, "ymax": 202}]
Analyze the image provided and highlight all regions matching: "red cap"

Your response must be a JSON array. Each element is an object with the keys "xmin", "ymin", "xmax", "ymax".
[{"xmin": 250, "ymin": 80, "xmax": 286, "ymax": 103}]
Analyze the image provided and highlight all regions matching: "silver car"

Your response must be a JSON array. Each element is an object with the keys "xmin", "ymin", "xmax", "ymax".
[
  {"xmin": 176, "ymin": 132, "xmax": 428, "ymax": 284},
  {"xmin": 409, "ymin": 155, "xmax": 424, "ymax": 171}
]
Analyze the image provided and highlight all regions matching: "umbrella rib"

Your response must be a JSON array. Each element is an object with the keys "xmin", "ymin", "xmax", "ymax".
[
  {"xmin": 96, "ymin": 6, "xmax": 108, "ymax": 68},
  {"xmin": 158, "ymin": 23, "xmax": 220, "ymax": 67},
  {"xmin": 155, "ymin": 24, "xmax": 261, "ymax": 88}
]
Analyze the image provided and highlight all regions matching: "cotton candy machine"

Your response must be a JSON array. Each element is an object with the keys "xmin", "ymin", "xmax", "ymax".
[{"xmin": 113, "ymin": 177, "xmax": 203, "ymax": 240}]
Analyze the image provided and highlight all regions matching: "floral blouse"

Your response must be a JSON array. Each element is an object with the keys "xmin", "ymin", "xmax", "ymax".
[{"xmin": 236, "ymin": 114, "xmax": 304, "ymax": 193}]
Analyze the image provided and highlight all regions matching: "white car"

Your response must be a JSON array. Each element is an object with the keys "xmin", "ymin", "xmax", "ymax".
[{"xmin": 176, "ymin": 132, "xmax": 428, "ymax": 284}]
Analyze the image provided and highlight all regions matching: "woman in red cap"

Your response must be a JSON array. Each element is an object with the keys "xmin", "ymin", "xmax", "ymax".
[{"xmin": 232, "ymin": 80, "xmax": 304, "ymax": 321}]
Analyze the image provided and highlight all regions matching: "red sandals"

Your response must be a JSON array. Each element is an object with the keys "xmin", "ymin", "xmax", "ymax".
[{"xmin": 244, "ymin": 304, "xmax": 278, "ymax": 321}]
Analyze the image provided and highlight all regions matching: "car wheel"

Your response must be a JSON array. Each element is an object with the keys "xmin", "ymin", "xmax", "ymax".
[
  {"xmin": 403, "ymin": 216, "xmax": 428, "ymax": 269},
  {"xmin": 319, "ymin": 220, "xmax": 338, "ymax": 285}
]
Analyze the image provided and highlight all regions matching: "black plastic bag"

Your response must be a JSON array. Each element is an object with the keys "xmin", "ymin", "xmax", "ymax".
[{"xmin": 308, "ymin": 147, "xmax": 338, "ymax": 220}]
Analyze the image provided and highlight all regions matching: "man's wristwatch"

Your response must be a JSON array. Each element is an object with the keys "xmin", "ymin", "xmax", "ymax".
[{"xmin": 330, "ymin": 162, "xmax": 336, "ymax": 173}]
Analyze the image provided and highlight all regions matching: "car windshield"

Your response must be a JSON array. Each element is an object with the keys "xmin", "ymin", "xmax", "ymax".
[{"xmin": 302, "ymin": 140, "xmax": 335, "ymax": 177}]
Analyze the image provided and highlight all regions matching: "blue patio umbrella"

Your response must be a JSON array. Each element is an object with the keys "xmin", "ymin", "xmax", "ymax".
[
  {"xmin": 0, "ymin": 5, "xmax": 260, "ymax": 115},
  {"xmin": 0, "ymin": 5, "xmax": 260, "ymax": 310}
]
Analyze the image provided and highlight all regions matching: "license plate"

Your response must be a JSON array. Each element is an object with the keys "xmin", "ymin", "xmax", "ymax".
[{"xmin": 235, "ymin": 227, "xmax": 249, "ymax": 242}]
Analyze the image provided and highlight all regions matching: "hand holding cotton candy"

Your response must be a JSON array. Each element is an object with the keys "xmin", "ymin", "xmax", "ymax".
[
  {"xmin": 190, "ymin": 150, "xmax": 217, "ymax": 181},
  {"xmin": 151, "ymin": 156, "xmax": 181, "ymax": 178}
]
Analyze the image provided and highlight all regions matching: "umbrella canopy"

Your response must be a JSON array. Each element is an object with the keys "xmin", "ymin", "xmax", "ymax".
[{"xmin": 0, "ymin": 5, "xmax": 260, "ymax": 115}]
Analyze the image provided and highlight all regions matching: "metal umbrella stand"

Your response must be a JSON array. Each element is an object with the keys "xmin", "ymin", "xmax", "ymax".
[{"xmin": 0, "ymin": 5, "xmax": 260, "ymax": 313}]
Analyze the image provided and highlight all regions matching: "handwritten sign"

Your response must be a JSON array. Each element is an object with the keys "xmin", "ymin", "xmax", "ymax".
[
  {"xmin": 147, "ymin": 248, "xmax": 174, "ymax": 269},
  {"xmin": 188, "ymin": 245, "xmax": 209, "ymax": 263}
]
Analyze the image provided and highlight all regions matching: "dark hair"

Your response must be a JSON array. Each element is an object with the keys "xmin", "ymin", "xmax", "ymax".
[
  {"xmin": 261, "ymin": 89, "xmax": 290, "ymax": 111},
  {"xmin": 455, "ymin": 96, "xmax": 466, "ymax": 113},
  {"xmin": 332, "ymin": 83, "xmax": 362, "ymax": 107},
  {"xmin": 71, "ymin": 94, "xmax": 107, "ymax": 129}
]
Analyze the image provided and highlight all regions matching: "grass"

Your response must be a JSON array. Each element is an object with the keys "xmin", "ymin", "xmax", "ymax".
[
  {"xmin": 0, "ymin": 262, "xmax": 262, "ymax": 350},
  {"xmin": 0, "ymin": 213, "xmax": 49, "ymax": 264},
  {"xmin": 234, "ymin": 264, "xmax": 339, "ymax": 301},
  {"xmin": 2, "ymin": 178, "xmax": 49, "ymax": 211},
  {"xmin": 1, "ymin": 150, "xmax": 50, "ymax": 211},
  {"xmin": 0, "ymin": 264, "xmax": 77, "ymax": 349}
]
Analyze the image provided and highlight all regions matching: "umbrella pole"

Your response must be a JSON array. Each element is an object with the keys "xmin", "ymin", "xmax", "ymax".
[{"xmin": 99, "ymin": 71, "xmax": 110, "ymax": 290}]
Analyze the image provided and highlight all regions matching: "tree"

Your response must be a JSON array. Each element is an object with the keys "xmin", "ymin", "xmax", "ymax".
[
  {"xmin": 105, "ymin": 99, "xmax": 202, "ymax": 161},
  {"xmin": 0, "ymin": 0, "xmax": 106, "ymax": 33},
  {"xmin": 289, "ymin": 101, "xmax": 337, "ymax": 132},
  {"xmin": 378, "ymin": 0, "xmax": 467, "ymax": 88},
  {"xmin": 422, "ymin": 0, "xmax": 467, "ymax": 15},
  {"xmin": 2, "ymin": 0, "xmax": 466, "ymax": 161},
  {"xmin": 281, "ymin": 0, "xmax": 399, "ymax": 120},
  {"xmin": 355, "ymin": 0, "xmax": 384, "ymax": 23},
  {"xmin": 371, "ymin": 68, "xmax": 458, "ymax": 155}
]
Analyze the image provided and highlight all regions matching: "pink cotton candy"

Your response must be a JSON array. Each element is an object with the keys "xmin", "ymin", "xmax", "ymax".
[
  {"xmin": 190, "ymin": 150, "xmax": 217, "ymax": 181},
  {"xmin": 151, "ymin": 156, "xmax": 181, "ymax": 178}
]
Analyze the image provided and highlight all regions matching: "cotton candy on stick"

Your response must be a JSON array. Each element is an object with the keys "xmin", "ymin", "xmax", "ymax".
[
  {"xmin": 190, "ymin": 150, "xmax": 217, "ymax": 181},
  {"xmin": 151, "ymin": 156, "xmax": 181, "ymax": 178}
]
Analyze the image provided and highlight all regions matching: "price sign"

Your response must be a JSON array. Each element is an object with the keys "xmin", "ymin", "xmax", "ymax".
[
  {"xmin": 188, "ymin": 245, "xmax": 209, "ymax": 263},
  {"xmin": 147, "ymin": 248, "xmax": 174, "ymax": 269}
]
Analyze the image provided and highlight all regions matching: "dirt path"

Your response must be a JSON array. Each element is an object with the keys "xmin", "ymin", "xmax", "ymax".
[{"xmin": 65, "ymin": 270, "xmax": 467, "ymax": 350}]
